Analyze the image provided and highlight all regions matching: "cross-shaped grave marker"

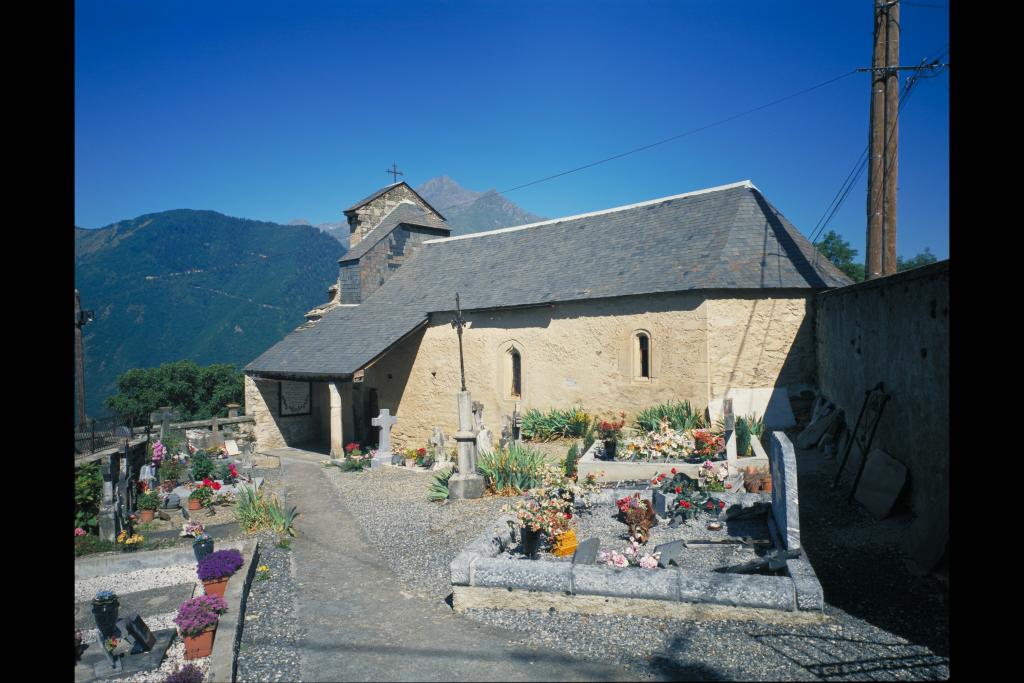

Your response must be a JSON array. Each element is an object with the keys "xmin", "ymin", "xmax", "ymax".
[
  {"xmin": 149, "ymin": 406, "xmax": 180, "ymax": 441},
  {"xmin": 370, "ymin": 409, "xmax": 398, "ymax": 469}
]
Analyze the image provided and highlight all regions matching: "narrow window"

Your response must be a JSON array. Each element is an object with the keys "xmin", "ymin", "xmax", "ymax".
[
  {"xmin": 637, "ymin": 333, "xmax": 650, "ymax": 379},
  {"xmin": 510, "ymin": 349, "xmax": 522, "ymax": 397}
]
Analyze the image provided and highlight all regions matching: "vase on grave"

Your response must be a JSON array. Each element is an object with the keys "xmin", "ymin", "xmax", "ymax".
[
  {"xmin": 92, "ymin": 598, "xmax": 119, "ymax": 639},
  {"xmin": 405, "ymin": 458, "xmax": 417, "ymax": 468},
  {"xmin": 188, "ymin": 498, "xmax": 203, "ymax": 511},
  {"xmin": 193, "ymin": 537, "xmax": 214, "ymax": 563},
  {"xmin": 140, "ymin": 509, "xmax": 155, "ymax": 523},
  {"xmin": 551, "ymin": 529, "xmax": 578, "ymax": 557},
  {"xmin": 520, "ymin": 527, "xmax": 542, "ymax": 559},
  {"xmin": 603, "ymin": 440, "xmax": 617, "ymax": 460},
  {"xmin": 202, "ymin": 577, "xmax": 228, "ymax": 598},
  {"xmin": 183, "ymin": 626, "xmax": 216, "ymax": 660}
]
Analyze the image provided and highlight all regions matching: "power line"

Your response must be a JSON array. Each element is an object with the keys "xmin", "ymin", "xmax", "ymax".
[
  {"xmin": 809, "ymin": 48, "xmax": 947, "ymax": 250},
  {"xmin": 430, "ymin": 68, "xmax": 860, "ymax": 216},
  {"xmin": 901, "ymin": 2, "xmax": 949, "ymax": 9}
]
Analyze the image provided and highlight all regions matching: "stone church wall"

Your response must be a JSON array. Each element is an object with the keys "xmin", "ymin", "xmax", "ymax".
[
  {"xmin": 245, "ymin": 375, "xmax": 330, "ymax": 450},
  {"xmin": 365, "ymin": 291, "xmax": 816, "ymax": 448},
  {"xmin": 347, "ymin": 184, "xmax": 442, "ymax": 249},
  {"xmin": 705, "ymin": 292, "xmax": 817, "ymax": 403},
  {"xmin": 357, "ymin": 226, "xmax": 449, "ymax": 301}
]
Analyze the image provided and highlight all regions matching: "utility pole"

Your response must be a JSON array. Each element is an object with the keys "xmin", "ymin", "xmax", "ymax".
[
  {"xmin": 75, "ymin": 289, "xmax": 94, "ymax": 429},
  {"xmin": 866, "ymin": 0, "xmax": 900, "ymax": 280}
]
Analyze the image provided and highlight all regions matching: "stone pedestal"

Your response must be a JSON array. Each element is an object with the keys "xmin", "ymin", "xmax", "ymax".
[
  {"xmin": 328, "ymin": 381, "xmax": 344, "ymax": 457},
  {"xmin": 449, "ymin": 391, "xmax": 485, "ymax": 499}
]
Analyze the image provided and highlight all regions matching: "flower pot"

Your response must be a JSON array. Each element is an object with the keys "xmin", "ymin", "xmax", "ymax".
[
  {"xmin": 550, "ymin": 529, "xmax": 578, "ymax": 557},
  {"xmin": 193, "ymin": 537, "xmax": 214, "ymax": 563},
  {"xmin": 140, "ymin": 509, "xmax": 155, "ymax": 523},
  {"xmin": 520, "ymin": 527, "xmax": 542, "ymax": 559},
  {"xmin": 203, "ymin": 577, "xmax": 228, "ymax": 597},
  {"xmin": 188, "ymin": 498, "xmax": 203, "ymax": 511},
  {"xmin": 92, "ymin": 601, "xmax": 119, "ymax": 639},
  {"xmin": 182, "ymin": 626, "xmax": 216, "ymax": 660},
  {"xmin": 603, "ymin": 440, "xmax": 617, "ymax": 460}
]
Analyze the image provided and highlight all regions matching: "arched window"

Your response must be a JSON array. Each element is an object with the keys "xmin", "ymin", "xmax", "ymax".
[
  {"xmin": 510, "ymin": 348, "xmax": 522, "ymax": 397},
  {"xmin": 634, "ymin": 332, "xmax": 651, "ymax": 380}
]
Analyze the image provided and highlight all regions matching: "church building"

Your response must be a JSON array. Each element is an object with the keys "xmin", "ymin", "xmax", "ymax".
[{"xmin": 244, "ymin": 179, "xmax": 851, "ymax": 454}]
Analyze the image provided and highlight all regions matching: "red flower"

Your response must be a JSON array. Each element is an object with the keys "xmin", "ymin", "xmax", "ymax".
[
  {"xmin": 719, "ymin": 501, "xmax": 726, "ymax": 509},
  {"xmin": 670, "ymin": 467, "xmax": 677, "ymax": 474},
  {"xmin": 345, "ymin": 442, "xmax": 360, "ymax": 452},
  {"xmin": 417, "ymin": 448, "xmax": 427, "ymax": 456},
  {"xmin": 675, "ymin": 486, "xmax": 682, "ymax": 493},
  {"xmin": 565, "ymin": 512, "xmax": 572, "ymax": 519},
  {"xmin": 203, "ymin": 477, "xmax": 214, "ymax": 487},
  {"xmin": 706, "ymin": 502, "xmax": 713, "ymax": 509},
  {"xmin": 681, "ymin": 501, "xmax": 691, "ymax": 509},
  {"xmin": 212, "ymin": 481, "xmax": 222, "ymax": 491}
]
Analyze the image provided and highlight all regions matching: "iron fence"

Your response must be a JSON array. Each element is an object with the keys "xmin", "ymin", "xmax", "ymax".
[{"xmin": 73, "ymin": 413, "xmax": 145, "ymax": 455}]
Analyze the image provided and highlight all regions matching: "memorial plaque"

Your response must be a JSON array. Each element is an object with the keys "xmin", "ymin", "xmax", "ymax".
[
  {"xmin": 278, "ymin": 381, "xmax": 312, "ymax": 416},
  {"xmin": 571, "ymin": 537, "xmax": 601, "ymax": 565},
  {"xmin": 126, "ymin": 613, "xmax": 157, "ymax": 652},
  {"xmin": 654, "ymin": 539, "xmax": 685, "ymax": 568}
]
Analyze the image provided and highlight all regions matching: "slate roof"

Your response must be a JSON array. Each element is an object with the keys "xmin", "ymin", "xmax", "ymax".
[
  {"xmin": 340, "ymin": 202, "xmax": 451, "ymax": 263},
  {"xmin": 247, "ymin": 181, "xmax": 852, "ymax": 379},
  {"xmin": 343, "ymin": 181, "xmax": 447, "ymax": 220}
]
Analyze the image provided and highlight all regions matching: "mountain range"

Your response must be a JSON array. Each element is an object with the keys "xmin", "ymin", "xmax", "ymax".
[{"xmin": 74, "ymin": 178, "xmax": 541, "ymax": 419}]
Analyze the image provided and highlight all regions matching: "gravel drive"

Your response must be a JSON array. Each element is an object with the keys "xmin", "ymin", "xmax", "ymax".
[
  {"xmin": 234, "ymin": 464, "xmax": 303, "ymax": 683},
  {"xmin": 322, "ymin": 464, "xmax": 508, "ymax": 600},
  {"xmin": 75, "ymin": 563, "xmax": 199, "ymax": 602},
  {"xmin": 321, "ymin": 448, "xmax": 948, "ymax": 681}
]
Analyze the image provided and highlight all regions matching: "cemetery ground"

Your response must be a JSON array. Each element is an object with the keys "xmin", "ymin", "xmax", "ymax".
[{"xmin": 76, "ymin": 430, "xmax": 948, "ymax": 681}]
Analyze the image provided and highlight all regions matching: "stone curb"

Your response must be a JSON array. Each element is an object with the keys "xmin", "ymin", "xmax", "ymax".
[
  {"xmin": 74, "ymin": 539, "xmax": 249, "ymax": 580},
  {"xmin": 208, "ymin": 538, "xmax": 260, "ymax": 683}
]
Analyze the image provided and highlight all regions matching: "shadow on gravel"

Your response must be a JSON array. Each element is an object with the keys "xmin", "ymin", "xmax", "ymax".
[
  {"xmin": 646, "ymin": 656, "xmax": 725, "ymax": 682},
  {"xmin": 788, "ymin": 435, "xmax": 949, "ymax": 659},
  {"xmin": 746, "ymin": 630, "xmax": 949, "ymax": 680}
]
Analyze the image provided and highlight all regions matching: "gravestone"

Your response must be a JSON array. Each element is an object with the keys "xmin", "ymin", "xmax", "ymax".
[
  {"xmin": 125, "ymin": 612, "xmax": 156, "ymax": 652},
  {"xmin": 723, "ymin": 398, "xmax": 738, "ymax": 474},
  {"xmin": 429, "ymin": 427, "xmax": 450, "ymax": 471},
  {"xmin": 448, "ymin": 391, "xmax": 485, "ymax": 499},
  {"xmin": 572, "ymin": 537, "xmax": 601, "ymax": 565},
  {"xmin": 769, "ymin": 431, "xmax": 801, "ymax": 551},
  {"xmin": 208, "ymin": 415, "xmax": 226, "ymax": 448},
  {"xmin": 225, "ymin": 439, "xmax": 240, "ymax": 456},
  {"xmin": 472, "ymin": 401, "xmax": 485, "ymax": 432},
  {"xmin": 654, "ymin": 539, "xmax": 685, "ymax": 568},
  {"xmin": 854, "ymin": 448, "xmax": 908, "ymax": 519},
  {"xmin": 149, "ymin": 406, "xmax": 180, "ymax": 442},
  {"xmin": 499, "ymin": 415, "xmax": 513, "ymax": 450},
  {"xmin": 370, "ymin": 409, "xmax": 398, "ymax": 469},
  {"xmin": 476, "ymin": 425, "xmax": 494, "ymax": 456}
]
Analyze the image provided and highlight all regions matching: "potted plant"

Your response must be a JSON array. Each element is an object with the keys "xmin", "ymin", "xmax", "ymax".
[
  {"xmin": 188, "ymin": 485, "xmax": 213, "ymax": 511},
  {"xmin": 503, "ymin": 491, "xmax": 573, "ymax": 558},
  {"xmin": 160, "ymin": 458, "xmax": 184, "ymax": 487},
  {"xmin": 116, "ymin": 529, "xmax": 144, "ymax": 551},
  {"xmin": 197, "ymin": 548, "xmax": 244, "ymax": 597},
  {"xmin": 137, "ymin": 491, "xmax": 160, "ymax": 522},
  {"xmin": 165, "ymin": 664, "xmax": 205, "ymax": 683},
  {"xmin": 174, "ymin": 594, "xmax": 228, "ymax": 660},
  {"xmin": 596, "ymin": 414, "xmax": 626, "ymax": 460},
  {"xmin": 615, "ymin": 494, "xmax": 657, "ymax": 543},
  {"xmin": 182, "ymin": 520, "xmax": 213, "ymax": 561},
  {"xmin": 92, "ymin": 590, "xmax": 119, "ymax": 638}
]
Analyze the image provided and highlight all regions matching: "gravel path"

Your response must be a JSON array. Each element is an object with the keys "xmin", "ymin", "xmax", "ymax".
[
  {"xmin": 322, "ymin": 464, "xmax": 508, "ymax": 600},
  {"xmin": 316, "ymin": 450, "xmax": 948, "ymax": 681}
]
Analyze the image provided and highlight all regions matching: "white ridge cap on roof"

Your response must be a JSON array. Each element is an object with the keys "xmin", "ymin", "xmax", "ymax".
[{"xmin": 423, "ymin": 180, "xmax": 756, "ymax": 244}]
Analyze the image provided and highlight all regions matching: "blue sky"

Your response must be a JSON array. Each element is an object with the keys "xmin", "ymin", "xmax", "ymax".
[{"xmin": 75, "ymin": 0, "xmax": 949, "ymax": 260}]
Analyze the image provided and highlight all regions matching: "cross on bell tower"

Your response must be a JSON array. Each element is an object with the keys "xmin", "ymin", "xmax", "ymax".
[{"xmin": 385, "ymin": 162, "xmax": 404, "ymax": 184}]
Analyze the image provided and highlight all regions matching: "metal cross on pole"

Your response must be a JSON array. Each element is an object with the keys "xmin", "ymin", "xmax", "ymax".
[
  {"xmin": 385, "ymin": 162, "xmax": 404, "ymax": 184},
  {"xmin": 450, "ymin": 293, "xmax": 467, "ymax": 392}
]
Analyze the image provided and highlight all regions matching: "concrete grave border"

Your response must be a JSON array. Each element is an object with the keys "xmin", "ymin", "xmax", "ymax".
[{"xmin": 452, "ymin": 433, "xmax": 823, "ymax": 619}]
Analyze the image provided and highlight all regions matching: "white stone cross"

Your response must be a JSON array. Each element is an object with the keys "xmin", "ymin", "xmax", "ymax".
[
  {"xmin": 371, "ymin": 409, "xmax": 398, "ymax": 456},
  {"xmin": 150, "ymin": 406, "xmax": 180, "ymax": 441}
]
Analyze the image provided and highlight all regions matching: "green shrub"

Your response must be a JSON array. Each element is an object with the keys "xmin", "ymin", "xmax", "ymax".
[
  {"xmin": 75, "ymin": 462, "xmax": 103, "ymax": 532},
  {"xmin": 137, "ymin": 491, "xmax": 161, "ymax": 511},
  {"xmin": 563, "ymin": 443, "xmax": 580, "ymax": 479},
  {"xmin": 477, "ymin": 443, "xmax": 547, "ymax": 494},
  {"xmin": 159, "ymin": 458, "xmax": 185, "ymax": 483},
  {"xmin": 74, "ymin": 534, "xmax": 118, "ymax": 556},
  {"xmin": 428, "ymin": 467, "xmax": 455, "ymax": 502},
  {"xmin": 189, "ymin": 452, "xmax": 216, "ymax": 480},
  {"xmin": 267, "ymin": 496, "xmax": 299, "ymax": 538},
  {"xmin": 634, "ymin": 400, "xmax": 707, "ymax": 433},
  {"xmin": 189, "ymin": 486, "xmax": 214, "ymax": 507},
  {"xmin": 235, "ymin": 486, "xmax": 270, "ymax": 533},
  {"xmin": 520, "ymin": 407, "xmax": 591, "ymax": 441}
]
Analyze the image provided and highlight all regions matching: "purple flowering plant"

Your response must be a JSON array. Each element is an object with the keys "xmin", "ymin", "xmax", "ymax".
[
  {"xmin": 197, "ymin": 549, "xmax": 244, "ymax": 581},
  {"xmin": 164, "ymin": 663, "xmax": 204, "ymax": 683},
  {"xmin": 173, "ymin": 596, "xmax": 226, "ymax": 637}
]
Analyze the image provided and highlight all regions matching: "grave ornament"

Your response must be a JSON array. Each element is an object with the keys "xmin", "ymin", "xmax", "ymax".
[
  {"xmin": 149, "ymin": 406, "xmax": 180, "ymax": 442},
  {"xmin": 370, "ymin": 409, "xmax": 398, "ymax": 469}
]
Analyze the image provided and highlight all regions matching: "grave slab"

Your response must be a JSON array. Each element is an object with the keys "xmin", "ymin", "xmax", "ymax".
[
  {"xmin": 76, "ymin": 628, "xmax": 176, "ymax": 682},
  {"xmin": 572, "ymin": 537, "xmax": 601, "ymax": 565},
  {"xmin": 854, "ymin": 448, "xmax": 908, "ymax": 520},
  {"xmin": 795, "ymin": 408, "xmax": 844, "ymax": 449}
]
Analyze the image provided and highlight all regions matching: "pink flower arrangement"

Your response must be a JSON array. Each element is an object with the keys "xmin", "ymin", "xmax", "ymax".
[
  {"xmin": 75, "ymin": 528, "xmax": 86, "ymax": 537},
  {"xmin": 152, "ymin": 440, "xmax": 165, "ymax": 466},
  {"xmin": 599, "ymin": 537, "xmax": 661, "ymax": 570}
]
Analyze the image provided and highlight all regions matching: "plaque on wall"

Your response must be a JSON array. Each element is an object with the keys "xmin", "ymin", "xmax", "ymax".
[{"xmin": 279, "ymin": 381, "xmax": 312, "ymax": 416}]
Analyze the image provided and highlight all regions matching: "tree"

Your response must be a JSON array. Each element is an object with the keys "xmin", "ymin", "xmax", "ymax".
[
  {"xmin": 104, "ymin": 360, "xmax": 244, "ymax": 425},
  {"xmin": 897, "ymin": 247, "xmax": 938, "ymax": 271},
  {"xmin": 815, "ymin": 230, "xmax": 865, "ymax": 283}
]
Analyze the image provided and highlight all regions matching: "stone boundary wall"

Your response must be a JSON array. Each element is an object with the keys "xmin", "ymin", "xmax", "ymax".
[{"xmin": 814, "ymin": 260, "xmax": 948, "ymax": 571}]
